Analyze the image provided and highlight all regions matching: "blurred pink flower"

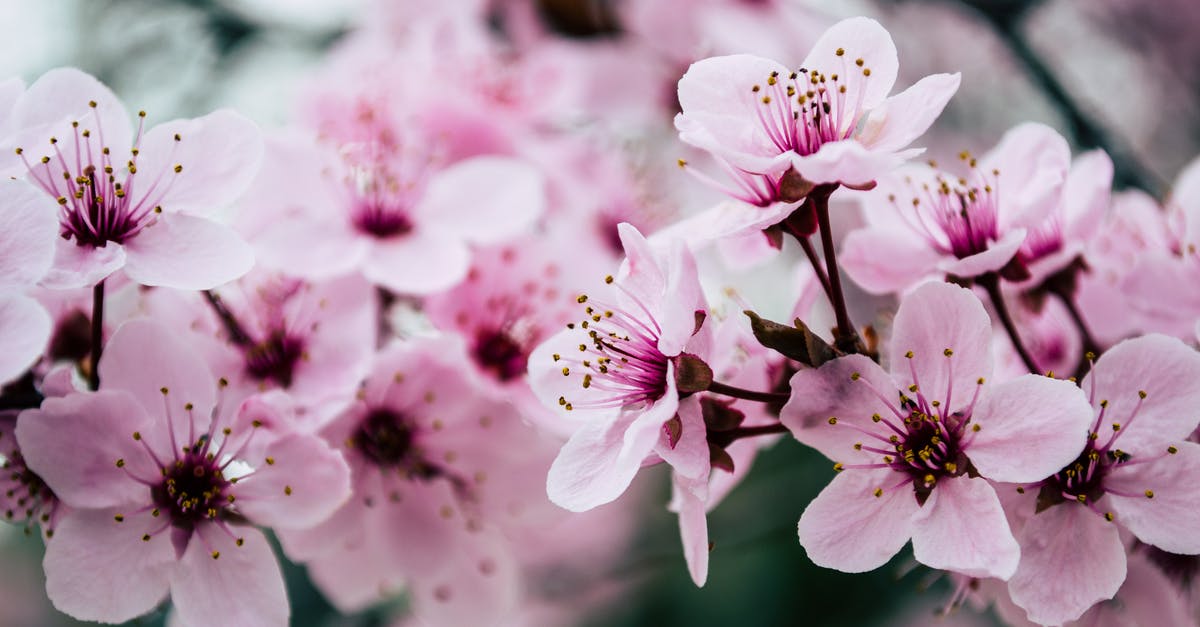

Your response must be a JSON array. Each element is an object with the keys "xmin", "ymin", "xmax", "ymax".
[
  {"xmin": 6, "ymin": 68, "xmax": 260, "ymax": 290},
  {"xmin": 247, "ymin": 132, "xmax": 545, "ymax": 295},
  {"xmin": 528, "ymin": 224, "xmax": 707, "ymax": 512},
  {"xmin": 1006, "ymin": 334, "xmax": 1200, "ymax": 625},
  {"xmin": 784, "ymin": 282, "xmax": 1091, "ymax": 578},
  {"xmin": 842, "ymin": 123, "xmax": 1072, "ymax": 293},
  {"xmin": 277, "ymin": 336, "xmax": 554, "ymax": 625},
  {"xmin": 674, "ymin": 16, "xmax": 959, "ymax": 212},
  {"xmin": 15, "ymin": 319, "xmax": 351, "ymax": 626}
]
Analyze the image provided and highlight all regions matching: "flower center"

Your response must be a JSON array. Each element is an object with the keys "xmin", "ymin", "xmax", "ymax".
[
  {"xmin": 353, "ymin": 409, "xmax": 440, "ymax": 479},
  {"xmin": 749, "ymin": 62, "xmax": 871, "ymax": 159},
  {"xmin": 553, "ymin": 290, "xmax": 670, "ymax": 412},
  {"xmin": 891, "ymin": 405, "xmax": 970, "ymax": 504},
  {"xmin": 351, "ymin": 199, "xmax": 414, "ymax": 238},
  {"xmin": 151, "ymin": 442, "xmax": 231, "ymax": 530},
  {"xmin": 244, "ymin": 330, "xmax": 306, "ymax": 388},
  {"xmin": 17, "ymin": 105, "xmax": 181, "ymax": 249},
  {"xmin": 472, "ymin": 329, "xmax": 529, "ymax": 382},
  {"xmin": 889, "ymin": 162, "xmax": 1002, "ymax": 260}
]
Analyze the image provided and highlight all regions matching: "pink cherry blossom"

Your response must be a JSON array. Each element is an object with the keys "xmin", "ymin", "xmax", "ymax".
[
  {"xmin": 246, "ymin": 131, "xmax": 545, "ymax": 295},
  {"xmin": 783, "ymin": 281, "xmax": 1093, "ymax": 579},
  {"xmin": 1005, "ymin": 333, "xmax": 1200, "ymax": 625},
  {"xmin": 0, "ymin": 178, "xmax": 57, "ymax": 384},
  {"xmin": 14, "ymin": 318, "xmax": 351, "ymax": 626},
  {"xmin": 276, "ymin": 336, "xmax": 553, "ymax": 625},
  {"xmin": 6, "ymin": 68, "xmax": 260, "ymax": 290},
  {"xmin": 842, "ymin": 123, "xmax": 1072, "ymax": 294},
  {"xmin": 528, "ymin": 223, "xmax": 707, "ymax": 512},
  {"xmin": 674, "ymin": 16, "xmax": 960, "ymax": 211}
]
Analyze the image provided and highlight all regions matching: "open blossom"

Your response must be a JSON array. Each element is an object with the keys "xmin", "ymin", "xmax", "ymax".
[
  {"xmin": 783, "ymin": 282, "xmax": 1092, "ymax": 579},
  {"xmin": 528, "ymin": 223, "xmax": 708, "ymax": 512},
  {"xmin": 14, "ymin": 319, "xmax": 352, "ymax": 626},
  {"xmin": 276, "ymin": 336, "xmax": 553, "ymax": 626},
  {"xmin": 674, "ymin": 16, "xmax": 959, "ymax": 214},
  {"xmin": 1004, "ymin": 334, "xmax": 1200, "ymax": 625},
  {"xmin": 5, "ymin": 68, "xmax": 260, "ymax": 290},
  {"xmin": 0, "ymin": 179, "xmax": 57, "ymax": 384},
  {"xmin": 842, "ymin": 123, "xmax": 1072, "ymax": 294},
  {"xmin": 247, "ymin": 124, "xmax": 545, "ymax": 295}
]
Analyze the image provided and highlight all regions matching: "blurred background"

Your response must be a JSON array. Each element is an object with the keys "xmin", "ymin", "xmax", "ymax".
[{"xmin": 1, "ymin": 0, "xmax": 1197, "ymax": 625}]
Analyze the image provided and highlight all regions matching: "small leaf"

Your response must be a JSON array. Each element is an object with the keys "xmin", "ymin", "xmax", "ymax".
[
  {"xmin": 709, "ymin": 443, "xmax": 735, "ymax": 473},
  {"xmin": 692, "ymin": 310, "xmax": 707, "ymax": 336},
  {"xmin": 700, "ymin": 397, "xmax": 745, "ymax": 432},
  {"xmin": 663, "ymin": 415, "xmax": 683, "ymax": 449},
  {"xmin": 674, "ymin": 353, "xmax": 713, "ymax": 393},
  {"xmin": 744, "ymin": 311, "xmax": 837, "ymax": 367},
  {"xmin": 777, "ymin": 167, "xmax": 815, "ymax": 203}
]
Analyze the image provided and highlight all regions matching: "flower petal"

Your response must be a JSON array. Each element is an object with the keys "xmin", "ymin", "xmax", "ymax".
[
  {"xmin": 11, "ymin": 68, "xmax": 131, "ymax": 157},
  {"xmin": 40, "ymin": 237, "xmax": 127, "ymax": 289},
  {"xmin": 858, "ymin": 73, "xmax": 961, "ymax": 153},
  {"xmin": 656, "ymin": 396, "xmax": 709, "ymax": 481},
  {"xmin": 967, "ymin": 375, "xmax": 1091, "ymax": 483},
  {"xmin": 889, "ymin": 281, "xmax": 993, "ymax": 414},
  {"xmin": 980, "ymin": 123, "xmax": 1070, "ymax": 229},
  {"xmin": 253, "ymin": 217, "xmax": 367, "ymax": 280},
  {"xmin": 16, "ymin": 391, "xmax": 151, "ymax": 508},
  {"xmin": 1082, "ymin": 334, "xmax": 1200, "ymax": 455},
  {"xmin": 122, "ymin": 213, "xmax": 254, "ymax": 289},
  {"xmin": 1105, "ymin": 442, "xmax": 1200, "ymax": 554},
  {"xmin": 231, "ymin": 432, "xmax": 352, "ymax": 530},
  {"xmin": 136, "ymin": 109, "xmax": 265, "ymax": 216},
  {"xmin": 911, "ymin": 476, "xmax": 1019, "ymax": 579},
  {"xmin": 840, "ymin": 228, "xmax": 943, "ymax": 294},
  {"xmin": 546, "ymin": 393, "xmax": 678, "ymax": 512},
  {"xmin": 362, "ymin": 231, "xmax": 470, "ymax": 295},
  {"xmin": 408, "ymin": 531, "xmax": 520, "ymax": 627},
  {"xmin": 801, "ymin": 17, "xmax": 899, "ymax": 117},
  {"xmin": 797, "ymin": 467, "xmax": 918, "ymax": 573},
  {"xmin": 418, "ymin": 156, "xmax": 545, "ymax": 244},
  {"xmin": 781, "ymin": 354, "xmax": 898, "ymax": 464},
  {"xmin": 0, "ymin": 294, "xmax": 51, "ymax": 385},
  {"xmin": 789, "ymin": 139, "xmax": 907, "ymax": 187},
  {"xmin": 935, "ymin": 228, "xmax": 1026, "ymax": 278},
  {"xmin": 171, "ymin": 526, "xmax": 288, "ymax": 627},
  {"xmin": 43, "ymin": 507, "xmax": 175, "ymax": 624},
  {"xmin": 672, "ymin": 473, "xmax": 710, "ymax": 587},
  {"xmin": 0, "ymin": 179, "xmax": 57, "ymax": 288},
  {"xmin": 1008, "ymin": 503, "xmax": 1126, "ymax": 626}
]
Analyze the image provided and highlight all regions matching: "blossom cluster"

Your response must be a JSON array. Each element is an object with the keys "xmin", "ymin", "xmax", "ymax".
[{"xmin": 1, "ymin": 4, "xmax": 1198, "ymax": 626}]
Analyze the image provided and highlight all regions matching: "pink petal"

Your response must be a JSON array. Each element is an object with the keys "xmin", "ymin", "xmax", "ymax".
[
  {"xmin": 1062, "ymin": 150, "xmax": 1113, "ymax": 243},
  {"xmin": 789, "ymin": 139, "xmax": 907, "ymax": 187},
  {"xmin": 546, "ymin": 393, "xmax": 678, "ymax": 512},
  {"xmin": 408, "ymin": 532, "xmax": 520, "ymax": 627},
  {"xmin": 16, "ymin": 391, "xmax": 151, "ymax": 508},
  {"xmin": 43, "ymin": 507, "xmax": 175, "ymax": 624},
  {"xmin": 171, "ymin": 526, "xmax": 288, "ymax": 627},
  {"xmin": 801, "ymin": 17, "xmax": 899, "ymax": 116},
  {"xmin": 677, "ymin": 54, "xmax": 790, "ymax": 119},
  {"xmin": 373, "ymin": 478, "xmax": 466, "ymax": 574},
  {"xmin": 617, "ymin": 223, "xmax": 701, "ymax": 356},
  {"xmin": 980, "ymin": 123, "xmax": 1070, "ymax": 229},
  {"xmin": 135, "ymin": 110, "xmax": 265, "ymax": 217},
  {"xmin": 1082, "ymin": 334, "xmax": 1200, "ymax": 455},
  {"xmin": 99, "ymin": 319, "xmax": 217, "ymax": 446},
  {"xmin": 1114, "ymin": 552, "xmax": 1195, "ymax": 627},
  {"xmin": 910, "ymin": 476, "xmax": 1019, "ymax": 579},
  {"xmin": 672, "ymin": 473, "xmax": 710, "ymax": 587},
  {"xmin": 122, "ymin": 213, "xmax": 254, "ymax": 289},
  {"xmin": 840, "ymin": 228, "xmax": 943, "ymax": 294},
  {"xmin": 253, "ymin": 217, "xmax": 367, "ymax": 280},
  {"xmin": 797, "ymin": 467, "xmax": 919, "ymax": 573},
  {"xmin": 858, "ymin": 73, "xmax": 961, "ymax": 153},
  {"xmin": 935, "ymin": 228, "xmax": 1027, "ymax": 278},
  {"xmin": 418, "ymin": 156, "xmax": 545, "ymax": 244},
  {"xmin": 1177, "ymin": 156, "xmax": 1200, "ymax": 245},
  {"xmin": 231, "ymin": 433, "xmax": 352, "ymax": 530},
  {"xmin": 656, "ymin": 396, "xmax": 709, "ymax": 481},
  {"xmin": 650, "ymin": 200, "xmax": 795, "ymax": 252},
  {"xmin": 1105, "ymin": 442, "xmax": 1200, "ymax": 554},
  {"xmin": 1008, "ymin": 503, "xmax": 1126, "ymax": 626},
  {"xmin": 889, "ymin": 281, "xmax": 993, "ymax": 414},
  {"xmin": 526, "ymin": 327, "xmax": 620, "ymax": 423},
  {"xmin": 0, "ymin": 179, "xmax": 57, "ymax": 288},
  {"xmin": 781, "ymin": 354, "xmax": 897, "ymax": 464},
  {"xmin": 304, "ymin": 524, "xmax": 401, "ymax": 612},
  {"xmin": 362, "ymin": 231, "xmax": 471, "ymax": 295},
  {"xmin": 39, "ymin": 237, "xmax": 127, "ymax": 289},
  {"xmin": 967, "ymin": 375, "xmax": 1092, "ymax": 483},
  {"xmin": 615, "ymin": 222, "xmax": 666, "ymax": 319},
  {"xmin": 12, "ymin": 68, "xmax": 131, "ymax": 157},
  {"xmin": 0, "ymin": 294, "xmax": 51, "ymax": 384}
]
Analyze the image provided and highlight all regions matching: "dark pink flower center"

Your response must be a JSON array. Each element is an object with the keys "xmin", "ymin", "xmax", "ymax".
[
  {"xmin": 17, "ymin": 105, "xmax": 182, "ymax": 249},
  {"xmin": 353, "ymin": 409, "xmax": 440, "ymax": 479},
  {"xmin": 151, "ymin": 444, "xmax": 231, "ymax": 530},
  {"xmin": 472, "ymin": 328, "xmax": 530, "ymax": 382},
  {"xmin": 553, "ymin": 289, "xmax": 670, "ymax": 412},
  {"xmin": 886, "ymin": 164, "xmax": 1002, "ymax": 260},
  {"xmin": 749, "ymin": 66, "xmax": 866, "ymax": 159},
  {"xmin": 245, "ymin": 330, "xmax": 306, "ymax": 388},
  {"xmin": 889, "ymin": 402, "xmax": 970, "ymax": 505}
]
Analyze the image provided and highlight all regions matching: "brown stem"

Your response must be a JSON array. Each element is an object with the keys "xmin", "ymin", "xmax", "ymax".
[
  {"xmin": 813, "ymin": 188, "xmax": 861, "ymax": 353},
  {"xmin": 795, "ymin": 233, "xmax": 833, "ymax": 301},
  {"xmin": 707, "ymin": 380, "xmax": 791, "ymax": 404},
  {"xmin": 202, "ymin": 290, "xmax": 252, "ymax": 347},
  {"xmin": 1051, "ymin": 287, "xmax": 1101, "ymax": 379},
  {"xmin": 88, "ymin": 281, "xmax": 105, "ymax": 391},
  {"xmin": 979, "ymin": 274, "xmax": 1039, "ymax": 374}
]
